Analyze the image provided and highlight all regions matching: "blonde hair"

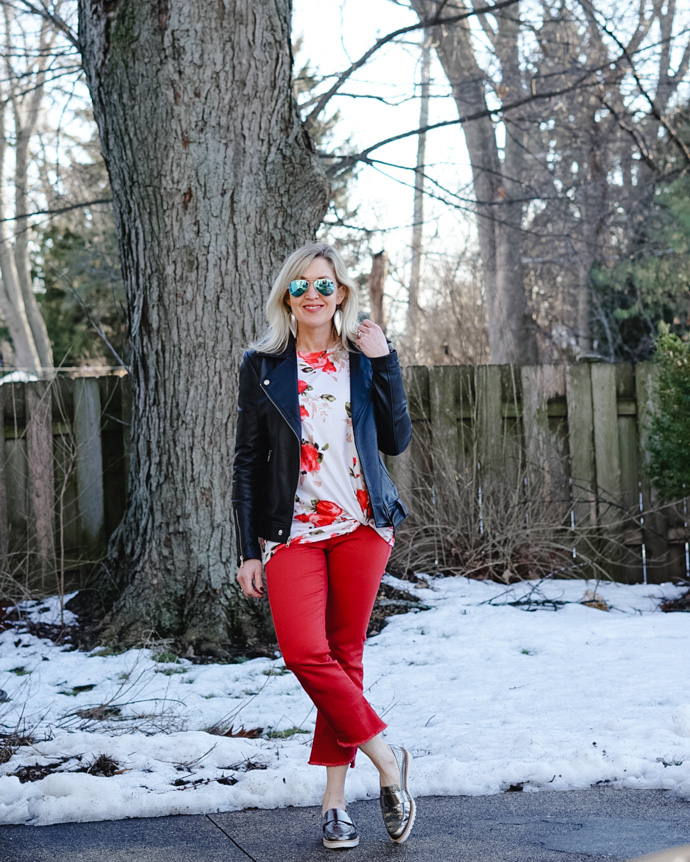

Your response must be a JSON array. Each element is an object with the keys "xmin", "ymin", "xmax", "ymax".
[{"xmin": 250, "ymin": 243, "xmax": 360, "ymax": 354}]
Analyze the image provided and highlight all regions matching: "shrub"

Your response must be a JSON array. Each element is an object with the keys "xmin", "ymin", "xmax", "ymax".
[{"xmin": 646, "ymin": 324, "xmax": 690, "ymax": 501}]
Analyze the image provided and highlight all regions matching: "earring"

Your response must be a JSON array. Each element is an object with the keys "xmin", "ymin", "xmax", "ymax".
[
  {"xmin": 333, "ymin": 307, "xmax": 343, "ymax": 337},
  {"xmin": 289, "ymin": 312, "xmax": 298, "ymax": 339}
]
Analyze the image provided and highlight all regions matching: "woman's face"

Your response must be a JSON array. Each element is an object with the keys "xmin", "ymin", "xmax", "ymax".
[{"xmin": 286, "ymin": 257, "xmax": 346, "ymax": 336}]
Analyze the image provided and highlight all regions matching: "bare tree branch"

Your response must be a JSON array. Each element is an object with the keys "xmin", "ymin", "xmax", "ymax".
[
  {"xmin": 588, "ymin": 9, "xmax": 690, "ymax": 170},
  {"xmin": 0, "ymin": 0, "xmax": 79, "ymax": 49},
  {"xmin": 0, "ymin": 196, "xmax": 113, "ymax": 223},
  {"xmin": 325, "ymin": 59, "xmax": 628, "ymax": 177},
  {"xmin": 303, "ymin": 0, "xmax": 520, "ymax": 131}
]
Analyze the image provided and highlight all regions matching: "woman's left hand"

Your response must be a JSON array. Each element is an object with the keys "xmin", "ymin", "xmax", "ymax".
[{"xmin": 355, "ymin": 319, "xmax": 390, "ymax": 358}]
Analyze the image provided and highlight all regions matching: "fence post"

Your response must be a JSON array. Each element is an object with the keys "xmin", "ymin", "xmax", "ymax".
[
  {"xmin": 565, "ymin": 364, "xmax": 596, "ymax": 529},
  {"xmin": 74, "ymin": 378, "xmax": 105, "ymax": 553},
  {"xmin": 429, "ymin": 366, "xmax": 460, "ymax": 471},
  {"xmin": 590, "ymin": 363, "xmax": 630, "ymax": 579},
  {"xmin": 521, "ymin": 364, "xmax": 566, "ymax": 500},
  {"xmin": 476, "ymin": 365, "xmax": 503, "ymax": 481},
  {"xmin": 26, "ymin": 381, "xmax": 55, "ymax": 589},
  {"xmin": 476, "ymin": 365, "xmax": 504, "ymax": 536},
  {"xmin": 636, "ymin": 363, "xmax": 678, "ymax": 582},
  {"xmin": 590, "ymin": 364, "xmax": 622, "ymax": 518}
]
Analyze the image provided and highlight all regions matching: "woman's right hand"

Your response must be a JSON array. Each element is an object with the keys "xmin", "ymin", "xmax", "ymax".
[{"xmin": 236, "ymin": 559, "xmax": 265, "ymax": 599}]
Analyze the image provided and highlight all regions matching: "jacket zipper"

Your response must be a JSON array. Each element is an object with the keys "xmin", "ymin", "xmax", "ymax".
[
  {"xmin": 234, "ymin": 507, "xmax": 244, "ymax": 565},
  {"xmin": 260, "ymin": 384, "xmax": 301, "ymax": 446},
  {"xmin": 260, "ymin": 382, "xmax": 302, "ymax": 521}
]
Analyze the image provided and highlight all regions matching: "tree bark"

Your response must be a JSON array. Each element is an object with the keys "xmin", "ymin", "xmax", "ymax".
[{"xmin": 77, "ymin": 0, "xmax": 329, "ymax": 650}]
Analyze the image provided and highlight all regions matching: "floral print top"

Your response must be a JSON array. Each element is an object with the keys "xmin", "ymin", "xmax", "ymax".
[{"xmin": 260, "ymin": 343, "xmax": 395, "ymax": 565}]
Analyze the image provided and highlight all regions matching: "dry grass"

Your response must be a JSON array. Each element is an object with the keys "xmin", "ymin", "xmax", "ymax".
[{"xmin": 390, "ymin": 440, "xmax": 643, "ymax": 585}]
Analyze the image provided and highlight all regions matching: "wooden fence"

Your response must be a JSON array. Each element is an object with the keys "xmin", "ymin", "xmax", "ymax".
[
  {"xmin": 1, "ymin": 374, "xmax": 129, "ymax": 591},
  {"xmin": 1, "ymin": 363, "xmax": 688, "ymax": 591},
  {"xmin": 385, "ymin": 363, "xmax": 689, "ymax": 584}
]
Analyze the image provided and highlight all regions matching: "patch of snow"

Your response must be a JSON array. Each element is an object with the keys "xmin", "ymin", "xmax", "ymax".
[
  {"xmin": 0, "ymin": 576, "xmax": 688, "ymax": 825},
  {"xmin": 0, "ymin": 371, "xmax": 39, "ymax": 385}
]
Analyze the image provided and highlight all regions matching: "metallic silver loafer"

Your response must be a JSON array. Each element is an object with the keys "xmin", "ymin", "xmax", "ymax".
[
  {"xmin": 379, "ymin": 744, "xmax": 415, "ymax": 843},
  {"xmin": 322, "ymin": 808, "xmax": 359, "ymax": 850}
]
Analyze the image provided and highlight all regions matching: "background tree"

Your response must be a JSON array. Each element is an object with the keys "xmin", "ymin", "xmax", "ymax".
[
  {"xmin": 293, "ymin": 40, "xmax": 371, "ymax": 289},
  {"xmin": 37, "ymin": 218, "xmax": 125, "ymax": 368},
  {"xmin": 646, "ymin": 324, "xmax": 690, "ymax": 500},
  {"xmin": 519, "ymin": 0, "xmax": 690, "ymax": 360},
  {"xmin": 408, "ymin": 0, "xmax": 539, "ymax": 364},
  {"xmin": 412, "ymin": 249, "xmax": 489, "ymax": 364},
  {"xmin": 0, "ymin": 4, "xmax": 64, "ymax": 373},
  {"xmin": 589, "ymin": 105, "xmax": 690, "ymax": 359},
  {"xmin": 389, "ymin": 0, "xmax": 690, "ymax": 363},
  {"xmin": 36, "ymin": 118, "xmax": 125, "ymax": 368}
]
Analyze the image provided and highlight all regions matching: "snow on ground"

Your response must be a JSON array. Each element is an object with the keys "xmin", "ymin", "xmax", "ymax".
[{"xmin": 0, "ymin": 576, "xmax": 688, "ymax": 826}]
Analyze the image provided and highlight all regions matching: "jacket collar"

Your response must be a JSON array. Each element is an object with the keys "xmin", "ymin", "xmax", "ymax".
[
  {"xmin": 257, "ymin": 337, "xmax": 368, "ymax": 440},
  {"xmin": 254, "ymin": 334, "xmax": 297, "ymax": 359}
]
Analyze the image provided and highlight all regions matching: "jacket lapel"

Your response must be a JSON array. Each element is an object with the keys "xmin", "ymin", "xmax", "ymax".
[
  {"xmin": 349, "ymin": 348, "xmax": 372, "ymax": 428},
  {"xmin": 260, "ymin": 349, "xmax": 301, "ymax": 441}
]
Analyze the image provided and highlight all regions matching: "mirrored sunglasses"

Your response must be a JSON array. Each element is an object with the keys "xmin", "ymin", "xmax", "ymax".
[{"xmin": 288, "ymin": 278, "xmax": 336, "ymax": 297}]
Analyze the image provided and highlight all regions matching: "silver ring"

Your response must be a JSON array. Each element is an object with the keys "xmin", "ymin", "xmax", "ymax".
[{"xmin": 356, "ymin": 328, "xmax": 362, "ymax": 337}]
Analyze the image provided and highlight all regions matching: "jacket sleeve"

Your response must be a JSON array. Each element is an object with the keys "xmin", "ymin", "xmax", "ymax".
[
  {"xmin": 368, "ymin": 346, "xmax": 412, "ymax": 456},
  {"xmin": 231, "ymin": 352, "xmax": 266, "ymax": 565}
]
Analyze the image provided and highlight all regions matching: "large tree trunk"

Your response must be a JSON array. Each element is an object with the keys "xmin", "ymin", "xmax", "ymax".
[
  {"xmin": 77, "ymin": 0, "xmax": 329, "ymax": 651},
  {"xmin": 412, "ymin": 0, "xmax": 538, "ymax": 364}
]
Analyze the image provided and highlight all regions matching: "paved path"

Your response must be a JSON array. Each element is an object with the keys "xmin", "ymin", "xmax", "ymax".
[{"xmin": 0, "ymin": 787, "xmax": 688, "ymax": 862}]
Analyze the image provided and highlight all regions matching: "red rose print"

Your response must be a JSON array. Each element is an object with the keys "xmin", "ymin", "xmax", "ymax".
[
  {"xmin": 300, "ymin": 443, "xmax": 321, "ymax": 473},
  {"xmin": 311, "ymin": 500, "xmax": 343, "ymax": 526},
  {"xmin": 295, "ymin": 500, "xmax": 343, "ymax": 527},
  {"xmin": 295, "ymin": 512, "xmax": 323, "ymax": 526},
  {"xmin": 300, "ymin": 405, "xmax": 309, "ymax": 419},
  {"xmin": 301, "ymin": 351, "xmax": 336, "ymax": 373},
  {"xmin": 356, "ymin": 489, "xmax": 370, "ymax": 514},
  {"xmin": 298, "ymin": 379, "xmax": 309, "ymax": 394},
  {"xmin": 295, "ymin": 513, "xmax": 314, "ymax": 524},
  {"xmin": 316, "ymin": 500, "xmax": 343, "ymax": 518}
]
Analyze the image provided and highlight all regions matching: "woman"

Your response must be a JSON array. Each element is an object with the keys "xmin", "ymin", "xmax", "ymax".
[{"xmin": 232, "ymin": 242, "xmax": 414, "ymax": 849}]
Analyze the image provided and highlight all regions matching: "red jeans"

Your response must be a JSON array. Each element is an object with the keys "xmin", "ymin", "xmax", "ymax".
[{"xmin": 265, "ymin": 525, "xmax": 392, "ymax": 767}]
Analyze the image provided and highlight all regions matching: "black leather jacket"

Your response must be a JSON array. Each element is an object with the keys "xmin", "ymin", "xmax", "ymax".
[{"xmin": 232, "ymin": 337, "xmax": 412, "ymax": 565}]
